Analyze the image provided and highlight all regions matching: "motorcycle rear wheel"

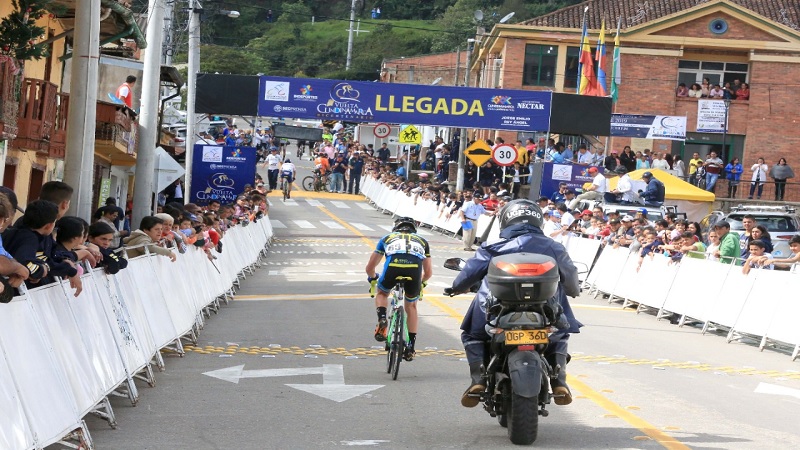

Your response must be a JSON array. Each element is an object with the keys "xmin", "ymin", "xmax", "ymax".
[{"xmin": 507, "ymin": 392, "xmax": 538, "ymax": 445}]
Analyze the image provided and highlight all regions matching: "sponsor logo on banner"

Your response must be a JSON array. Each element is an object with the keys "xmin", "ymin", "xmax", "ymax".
[
  {"xmin": 487, "ymin": 95, "xmax": 514, "ymax": 111},
  {"xmin": 274, "ymin": 105, "xmax": 307, "ymax": 113},
  {"xmin": 202, "ymin": 146, "xmax": 223, "ymax": 163},
  {"xmin": 517, "ymin": 101, "xmax": 546, "ymax": 110},
  {"xmin": 317, "ymin": 82, "xmax": 374, "ymax": 120},
  {"xmin": 191, "ymin": 145, "xmax": 257, "ymax": 205},
  {"xmin": 293, "ymin": 84, "xmax": 319, "ymax": 102},
  {"xmin": 264, "ymin": 81, "xmax": 289, "ymax": 101},
  {"xmin": 228, "ymin": 148, "xmax": 248, "ymax": 162}
]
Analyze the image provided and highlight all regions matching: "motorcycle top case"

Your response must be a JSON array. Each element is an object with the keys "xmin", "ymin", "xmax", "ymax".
[{"xmin": 486, "ymin": 253, "xmax": 559, "ymax": 304}]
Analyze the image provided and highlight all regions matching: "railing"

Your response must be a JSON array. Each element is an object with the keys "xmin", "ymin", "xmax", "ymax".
[
  {"xmin": 95, "ymin": 101, "xmax": 137, "ymax": 157},
  {"xmin": 679, "ymin": 175, "xmax": 800, "ymax": 203},
  {"xmin": 12, "ymin": 78, "xmax": 60, "ymax": 155}
]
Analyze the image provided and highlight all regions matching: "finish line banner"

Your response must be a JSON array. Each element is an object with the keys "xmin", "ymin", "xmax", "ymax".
[
  {"xmin": 257, "ymin": 76, "xmax": 552, "ymax": 132},
  {"xmin": 610, "ymin": 114, "xmax": 687, "ymax": 141},
  {"xmin": 189, "ymin": 145, "xmax": 257, "ymax": 205}
]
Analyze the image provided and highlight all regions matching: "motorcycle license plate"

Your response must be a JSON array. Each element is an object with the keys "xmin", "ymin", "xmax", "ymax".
[{"xmin": 504, "ymin": 329, "xmax": 549, "ymax": 345}]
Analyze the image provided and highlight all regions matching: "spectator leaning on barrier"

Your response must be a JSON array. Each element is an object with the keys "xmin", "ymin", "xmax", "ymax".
[
  {"xmin": 742, "ymin": 240, "xmax": 774, "ymax": 275},
  {"xmin": 0, "ymin": 193, "xmax": 29, "ymax": 299},
  {"xmin": 713, "ymin": 221, "xmax": 740, "ymax": 264},
  {"xmin": 757, "ymin": 235, "xmax": 800, "ymax": 267},
  {"xmin": 53, "ymin": 216, "xmax": 89, "ymax": 296},
  {"xmin": 88, "ymin": 222, "xmax": 129, "ymax": 274},
  {"xmin": 124, "ymin": 216, "xmax": 177, "ymax": 261}
]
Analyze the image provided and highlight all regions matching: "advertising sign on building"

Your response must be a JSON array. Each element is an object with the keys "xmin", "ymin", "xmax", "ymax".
[
  {"xmin": 539, "ymin": 162, "xmax": 603, "ymax": 199},
  {"xmin": 189, "ymin": 145, "xmax": 257, "ymax": 205},
  {"xmin": 696, "ymin": 100, "xmax": 729, "ymax": 133},
  {"xmin": 257, "ymin": 76, "xmax": 552, "ymax": 132},
  {"xmin": 610, "ymin": 114, "xmax": 687, "ymax": 140}
]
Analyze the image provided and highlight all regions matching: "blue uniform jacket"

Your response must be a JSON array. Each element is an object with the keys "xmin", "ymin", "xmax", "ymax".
[{"xmin": 453, "ymin": 224, "xmax": 582, "ymax": 334}]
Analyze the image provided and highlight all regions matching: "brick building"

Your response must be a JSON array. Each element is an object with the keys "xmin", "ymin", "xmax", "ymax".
[
  {"xmin": 382, "ymin": 50, "xmax": 470, "ymax": 87},
  {"xmin": 469, "ymin": 0, "xmax": 800, "ymax": 185}
]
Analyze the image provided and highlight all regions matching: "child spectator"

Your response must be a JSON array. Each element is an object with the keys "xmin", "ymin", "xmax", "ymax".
[
  {"xmin": 88, "ymin": 222, "xmax": 129, "ymax": 274},
  {"xmin": 53, "ymin": 216, "xmax": 88, "ymax": 296},
  {"xmin": 676, "ymin": 83, "xmax": 689, "ymax": 97},
  {"xmin": 0, "ymin": 192, "xmax": 28, "ymax": 297},
  {"xmin": 742, "ymin": 240, "xmax": 773, "ymax": 274},
  {"xmin": 123, "ymin": 216, "xmax": 177, "ymax": 261}
]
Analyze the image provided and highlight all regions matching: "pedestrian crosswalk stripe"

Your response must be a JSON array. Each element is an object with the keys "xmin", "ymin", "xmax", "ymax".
[
  {"xmin": 350, "ymin": 222, "xmax": 374, "ymax": 231},
  {"xmin": 320, "ymin": 220, "xmax": 345, "ymax": 230},
  {"xmin": 292, "ymin": 220, "xmax": 315, "ymax": 229},
  {"xmin": 306, "ymin": 199, "xmax": 322, "ymax": 207},
  {"xmin": 378, "ymin": 224, "xmax": 394, "ymax": 232},
  {"xmin": 330, "ymin": 201, "xmax": 350, "ymax": 209},
  {"xmin": 417, "ymin": 228, "xmax": 433, "ymax": 236},
  {"xmin": 356, "ymin": 203, "xmax": 374, "ymax": 210},
  {"xmin": 283, "ymin": 200, "xmax": 299, "ymax": 206},
  {"xmin": 270, "ymin": 219, "xmax": 287, "ymax": 229}
]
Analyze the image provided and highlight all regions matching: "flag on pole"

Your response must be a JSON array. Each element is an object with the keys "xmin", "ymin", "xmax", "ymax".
[
  {"xmin": 595, "ymin": 20, "xmax": 608, "ymax": 96},
  {"xmin": 578, "ymin": 20, "xmax": 597, "ymax": 95},
  {"xmin": 610, "ymin": 17, "xmax": 622, "ymax": 102}
]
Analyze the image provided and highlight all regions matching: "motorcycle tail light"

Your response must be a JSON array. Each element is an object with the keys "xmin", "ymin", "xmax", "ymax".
[
  {"xmin": 487, "ymin": 327, "xmax": 504, "ymax": 335},
  {"xmin": 496, "ymin": 261, "xmax": 555, "ymax": 276},
  {"xmin": 517, "ymin": 345, "xmax": 536, "ymax": 351}
]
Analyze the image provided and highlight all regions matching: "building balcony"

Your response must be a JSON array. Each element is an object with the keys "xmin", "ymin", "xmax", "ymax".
[
  {"xmin": 94, "ymin": 100, "xmax": 137, "ymax": 166},
  {"xmin": 0, "ymin": 56, "xmax": 21, "ymax": 141},
  {"xmin": 10, "ymin": 78, "xmax": 69, "ymax": 159}
]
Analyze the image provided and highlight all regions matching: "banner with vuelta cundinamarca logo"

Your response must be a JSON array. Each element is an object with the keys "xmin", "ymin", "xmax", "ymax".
[{"xmin": 257, "ymin": 76, "xmax": 552, "ymax": 132}]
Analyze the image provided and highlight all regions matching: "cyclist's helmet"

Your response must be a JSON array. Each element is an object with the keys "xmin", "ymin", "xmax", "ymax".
[
  {"xmin": 285, "ymin": 158, "xmax": 291, "ymax": 163},
  {"xmin": 498, "ymin": 199, "xmax": 544, "ymax": 230},
  {"xmin": 392, "ymin": 216, "xmax": 417, "ymax": 233}
]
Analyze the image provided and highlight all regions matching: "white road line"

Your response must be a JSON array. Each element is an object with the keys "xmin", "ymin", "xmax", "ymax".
[
  {"xmin": 292, "ymin": 220, "xmax": 316, "ymax": 229},
  {"xmin": 417, "ymin": 228, "xmax": 433, "ymax": 236},
  {"xmin": 270, "ymin": 220, "xmax": 287, "ymax": 229},
  {"xmin": 330, "ymin": 201, "xmax": 350, "ymax": 209},
  {"xmin": 378, "ymin": 225, "xmax": 394, "ymax": 232},
  {"xmin": 268, "ymin": 270, "xmax": 279, "ymax": 276},
  {"xmin": 283, "ymin": 199, "xmax": 299, "ymax": 206},
  {"xmin": 306, "ymin": 199, "xmax": 322, "ymax": 207},
  {"xmin": 356, "ymin": 203, "xmax": 374, "ymax": 210},
  {"xmin": 350, "ymin": 222, "xmax": 374, "ymax": 231},
  {"xmin": 320, "ymin": 220, "xmax": 345, "ymax": 230}
]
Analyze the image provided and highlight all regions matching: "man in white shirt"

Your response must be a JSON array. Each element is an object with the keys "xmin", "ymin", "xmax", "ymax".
[
  {"xmin": 609, "ymin": 166, "xmax": 637, "ymax": 203},
  {"xmin": 568, "ymin": 166, "xmax": 608, "ymax": 209},
  {"xmin": 459, "ymin": 192, "xmax": 488, "ymax": 251},
  {"xmin": 651, "ymin": 152, "xmax": 670, "ymax": 171},
  {"xmin": 263, "ymin": 147, "xmax": 282, "ymax": 191},
  {"xmin": 543, "ymin": 210, "xmax": 565, "ymax": 241},
  {"xmin": 576, "ymin": 144, "xmax": 593, "ymax": 165}
]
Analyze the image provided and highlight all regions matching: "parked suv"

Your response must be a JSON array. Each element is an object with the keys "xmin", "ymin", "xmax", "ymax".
[{"xmin": 701, "ymin": 205, "xmax": 800, "ymax": 258}]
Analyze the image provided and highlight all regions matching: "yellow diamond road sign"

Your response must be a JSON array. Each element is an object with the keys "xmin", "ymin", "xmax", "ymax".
[
  {"xmin": 464, "ymin": 140, "xmax": 492, "ymax": 166},
  {"xmin": 398, "ymin": 125, "xmax": 422, "ymax": 144}
]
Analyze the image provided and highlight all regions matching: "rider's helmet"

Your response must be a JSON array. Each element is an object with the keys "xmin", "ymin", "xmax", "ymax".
[
  {"xmin": 285, "ymin": 158, "xmax": 291, "ymax": 163},
  {"xmin": 392, "ymin": 216, "xmax": 417, "ymax": 233},
  {"xmin": 642, "ymin": 171, "xmax": 653, "ymax": 179},
  {"xmin": 497, "ymin": 199, "xmax": 544, "ymax": 230}
]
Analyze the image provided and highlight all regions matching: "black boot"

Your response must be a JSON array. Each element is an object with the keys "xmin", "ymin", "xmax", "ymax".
[
  {"xmin": 461, "ymin": 362, "xmax": 485, "ymax": 408},
  {"xmin": 548, "ymin": 353, "xmax": 572, "ymax": 406}
]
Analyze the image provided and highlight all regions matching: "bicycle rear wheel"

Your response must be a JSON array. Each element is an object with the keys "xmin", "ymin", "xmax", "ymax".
[
  {"xmin": 390, "ymin": 308, "xmax": 404, "ymax": 380},
  {"xmin": 302, "ymin": 176, "xmax": 315, "ymax": 191}
]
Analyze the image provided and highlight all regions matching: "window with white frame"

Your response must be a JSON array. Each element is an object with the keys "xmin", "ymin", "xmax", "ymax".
[{"xmin": 677, "ymin": 60, "xmax": 748, "ymax": 88}]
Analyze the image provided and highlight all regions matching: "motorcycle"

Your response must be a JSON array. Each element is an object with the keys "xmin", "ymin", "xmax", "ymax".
[{"xmin": 444, "ymin": 253, "xmax": 567, "ymax": 446}]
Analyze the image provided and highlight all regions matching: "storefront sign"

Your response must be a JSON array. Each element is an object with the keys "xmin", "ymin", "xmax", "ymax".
[
  {"xmin": 189, "ymin": 145, "xmax": 257, "ymax": 205},
  {"xmin": 696, "ymin": 100, "xmax": 728, "ymax": 133},
  {"xmin": 257, "ymin": 76, "xmax": 552, "ymax": 132},
  {"xmin": 97, "ymin": 178, "xmax": 112, "ymax": 206},
  {"xmin": 611, "ymin": 114, "xmax": 687, "ymax": 140}
]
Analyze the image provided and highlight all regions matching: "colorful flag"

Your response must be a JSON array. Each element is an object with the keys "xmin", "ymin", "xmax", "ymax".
[
  {"xmin": 610, "ymin": 17, "xmax": 621, "ymax": 103},
  {"xmin": 579, "ymin": 21, "xmax": 597, "ymax": 95},
  {"xmin": 595, "ymin": 20, "xmax": 608, "ymax": 96}
]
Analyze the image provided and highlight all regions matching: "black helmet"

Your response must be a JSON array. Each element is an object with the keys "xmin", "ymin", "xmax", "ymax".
[
  {"xmin": 498, "ymin": 199, "xmax": 544, "ymax": 230},
  {"xmin": 393, "ymin": 216, "xmax": 417, "ymax": 233},
  {"xmin": 642, "ymin": 171, "xmax": 653, "ymax": 179},
  {"xmin": 614, "ymin": 165, "xmax": 628, "ymax": 175}
]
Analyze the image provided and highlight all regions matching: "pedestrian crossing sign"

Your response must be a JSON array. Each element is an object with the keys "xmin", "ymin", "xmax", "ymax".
[
  {"xmin": 464, "ymin": 140, "xmax": 492, "ymax": 166},
  {"xmin": 398, "ymin": 125, "xmax": 422, "ymax": 144}
]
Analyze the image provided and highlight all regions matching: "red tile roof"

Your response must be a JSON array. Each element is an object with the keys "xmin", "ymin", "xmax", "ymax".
[{"xmin": 521, "ymin": 0, "xmax": 800, "ymax": 31}]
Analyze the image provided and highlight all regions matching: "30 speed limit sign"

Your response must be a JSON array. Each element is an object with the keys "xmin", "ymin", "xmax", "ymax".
[
  {"xmin": 492, "ymin": 144, "xmax": 518, "ymax": 167},
  {"xmin": 373, "ymin": 123, "xmax": 391, "ymax": 138}
]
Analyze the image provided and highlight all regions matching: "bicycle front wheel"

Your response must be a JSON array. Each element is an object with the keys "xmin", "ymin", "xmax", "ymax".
[
  {"xmin": 390, "ymin": 309, "xmax": 404, "ymax": 380},
  {"xmin": 302, "ymin": 176, "xmax": 315, "ymax": 191}
]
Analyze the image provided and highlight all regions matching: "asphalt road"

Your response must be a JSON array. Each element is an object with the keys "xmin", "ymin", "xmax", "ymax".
[{"xmin": 85, "ymin": 155, "xmax": 800, "ymax": 449}]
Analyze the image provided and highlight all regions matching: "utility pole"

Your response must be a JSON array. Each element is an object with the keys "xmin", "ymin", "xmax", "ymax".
[
  {"xmin": 456, "ymin": 41, "xmax": 473, "ymax": 192},
  {"xmin": 345, "ymin": 0, "xmax": 356, "ymax": 71},
  {"xmin": 63, "ymin": 0, "xmax": 101, "ymax": 220},
  {"xmin": 185, "ymin": 0, "xmax": 201, "ymax": 205},
  {"xmin": 132, "ymin": 0, "xmax": 167, "ymax": 227}
]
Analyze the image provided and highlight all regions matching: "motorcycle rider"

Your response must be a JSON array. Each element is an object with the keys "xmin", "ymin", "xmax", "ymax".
[
  {"xmin": 366, "ymin": 217, "xmax": 433, "ymax": 361},
  {"xmin": 449, "ymin": 199, "xmax": 582, "ymax": 407}
]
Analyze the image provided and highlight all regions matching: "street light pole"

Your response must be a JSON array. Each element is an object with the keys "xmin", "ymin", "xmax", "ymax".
[
  {"xmin": 185, "ymin": 0, "xmax": 201, "ymax": 205},
  {"xmin": 132, "ymin": 0, "xmax": 166, "ymax": 227},
  {"xmin": 456, "ymin": 39, "xmax": 475, "ymax": 192},
  {"xmin": 721, "ymin": 98, "xmax": 731, "ymax": 160},
  {"xmin": 345, "ymin": 0, "xmax": 357, "ymax": 71}
]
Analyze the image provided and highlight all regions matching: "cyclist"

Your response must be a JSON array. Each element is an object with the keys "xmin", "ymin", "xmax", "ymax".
[
  {"xmin": 448, "ymin": 199, "xmax": 581, "ymax": 408},
  {"xmin": 314, "ymin": 151, "xmax": 330, "ymax": 189},
  {"xmin": 280, "ymin": 158, "xmax": 296, "ymax": 199},
  {"xmin": 365, "ymin": 217, "xmax": 432, "ymax": 361}
]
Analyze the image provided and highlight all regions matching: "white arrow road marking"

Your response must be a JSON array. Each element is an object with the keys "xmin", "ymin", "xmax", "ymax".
[
  {"xmin": 203, "ymin": 364, "xmax": 383, "ymax": 402},
  {"xmin": 754, "ymin": 382, "xmax": 800, "ymax": 400}
]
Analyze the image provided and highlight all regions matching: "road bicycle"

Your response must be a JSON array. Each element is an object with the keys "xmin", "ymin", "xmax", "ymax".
[
  {"xmin": 385, "ymin": 276, "xmax": 413, "ymax": 380},
  {"xmin": 302, "ymin": 172, "xmax": 330, "ymax": 192},
  {"xmin": 280, "ymin": 176, "xmax": 290, "ymax": 201},
  {"xmin": 296, "ymin": 140, "xmax": 305, "ymax": 158}
]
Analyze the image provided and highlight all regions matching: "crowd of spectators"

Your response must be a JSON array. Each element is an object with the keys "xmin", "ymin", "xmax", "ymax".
[
  {"xmin": 676, "ymin": 78, "xmax": 750, "ymax": 100},
  {"xmin": 687, "ymin": 151, "xmax": 795, "ymax": 200},
  {"xmin": 0, "ymin": 174, "xmax": 266, "ymax": 302}
]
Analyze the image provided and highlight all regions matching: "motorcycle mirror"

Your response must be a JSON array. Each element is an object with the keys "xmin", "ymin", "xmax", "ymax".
[
  {"xmin": 573, "ymin": 261, "xmax": 589, "ymax": 275},
  {"xmin": 443, "ymin": 257, "xmax": 466, "ymax": 271}
]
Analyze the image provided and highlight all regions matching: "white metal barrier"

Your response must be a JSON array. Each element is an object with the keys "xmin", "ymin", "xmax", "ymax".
[
  {"xmin": 0, "ymin": 218, "xmax": 273, "ymax": 449},
  {"xmin": 363, "ymin": 176, "xmax": 800, "ymax": 361}
]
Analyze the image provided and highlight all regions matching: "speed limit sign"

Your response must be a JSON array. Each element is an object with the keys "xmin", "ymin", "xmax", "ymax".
[
  {"xmin": 492, "ymin": 144, "xmax": 518, "ymax": 167},
  {"xmin": 373, "ymin": 123, "xmax": 391, "ymax": 138}
]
